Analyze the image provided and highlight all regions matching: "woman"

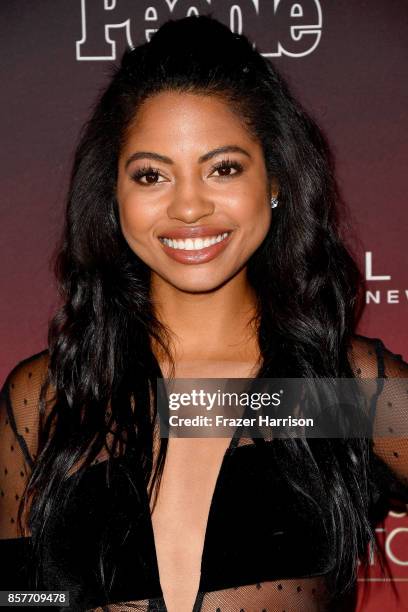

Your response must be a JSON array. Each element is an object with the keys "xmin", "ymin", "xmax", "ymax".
[{"xmin": 0, "ymin": 14, "xmax": 407, "ymax": 612}]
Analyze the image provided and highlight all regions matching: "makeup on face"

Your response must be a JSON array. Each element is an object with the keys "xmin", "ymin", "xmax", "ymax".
[
  {"xmin": 116, "ymin": 92, "xmax": 271, "ymax": 292},
  {"xmin": 158, "ymin": 226, "xmax": 234, "ymax": 264}
]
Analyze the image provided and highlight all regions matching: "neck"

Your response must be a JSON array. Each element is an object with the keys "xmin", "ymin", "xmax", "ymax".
[{"xmin": 150, "ymin": 268, "xmax": 260, "ymax": 364}]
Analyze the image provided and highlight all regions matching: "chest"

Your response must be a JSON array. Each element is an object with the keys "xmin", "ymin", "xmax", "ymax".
[
  {"xmin": 37, "ymin": 439, "xmax": 337, "ymax": 610},
  {"xmin": 148, "ymin": 438, "xmax": 232, "ymax": 611}
]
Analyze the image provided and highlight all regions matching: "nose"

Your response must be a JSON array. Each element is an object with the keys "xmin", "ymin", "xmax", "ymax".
[{"xmin": 166, "ymin": 176, "xmax": 215, "ymax": 223}]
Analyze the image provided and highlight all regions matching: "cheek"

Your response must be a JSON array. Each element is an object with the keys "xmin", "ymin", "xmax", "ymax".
[
  {"xmin": 116, "ymin": 174, "xmax": 156, "ymax": 245},
  {"xmin": 234, "ymin": 186, "xmax": 270, "ymax": 238},
  {"xmin": 118, "ymin": 194, "xmax": 155, "ymax": 244}
]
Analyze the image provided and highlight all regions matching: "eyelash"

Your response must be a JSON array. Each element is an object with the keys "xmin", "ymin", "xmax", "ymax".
[
  {"xmin": 210, "ymin": 158, "xmax": 244, "ymax": 177},
  {"xmin": 130, "ymin": 158, "xmax": 244, "ymax": 185}
]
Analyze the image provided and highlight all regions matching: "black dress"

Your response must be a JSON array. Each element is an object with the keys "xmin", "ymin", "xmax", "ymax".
[{"xmin": 0, "ymin": 335, "xmax": 407, "ymax": 611}]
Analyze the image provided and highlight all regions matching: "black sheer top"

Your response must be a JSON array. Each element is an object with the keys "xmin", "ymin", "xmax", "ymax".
[{"xmin": 0, "ymin": 334, "xmax": 408, "ymax": 611}]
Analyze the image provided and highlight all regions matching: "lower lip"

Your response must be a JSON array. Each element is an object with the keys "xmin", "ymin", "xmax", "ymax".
[{"xmin": 159, "ymin": 233, "xmax": 233, "ymax": 264}]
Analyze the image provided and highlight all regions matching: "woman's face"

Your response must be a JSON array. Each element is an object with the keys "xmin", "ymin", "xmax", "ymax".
[{"xmin": 117, "ymin": 91, "xmax": 274, "ymax": 293}]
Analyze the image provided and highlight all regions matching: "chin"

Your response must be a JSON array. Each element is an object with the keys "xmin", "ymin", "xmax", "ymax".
[{"xmin": 161, "ymin": 271, "xmax": 234, "ymax": 294}]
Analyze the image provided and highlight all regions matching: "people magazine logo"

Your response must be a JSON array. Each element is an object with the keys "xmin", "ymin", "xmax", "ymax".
[{"xmin": 76, "ymin": 0, "xmax": 323, "ymax": 61}]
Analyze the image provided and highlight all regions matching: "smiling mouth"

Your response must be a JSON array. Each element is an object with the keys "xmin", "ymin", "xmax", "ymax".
[{"xmin": 158, "ymin": 231, "xmax": 231, "ymax": 251}]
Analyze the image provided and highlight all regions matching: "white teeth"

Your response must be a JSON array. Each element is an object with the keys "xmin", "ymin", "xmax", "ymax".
[{"xmin": 161, "ymin": 232, "xmax": 229, "ymax": 250}]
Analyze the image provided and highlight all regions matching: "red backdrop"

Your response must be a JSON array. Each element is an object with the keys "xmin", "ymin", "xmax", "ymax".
[{"xmin": 1, "ymin": 2, "xmax": 407, "ymax": 608}]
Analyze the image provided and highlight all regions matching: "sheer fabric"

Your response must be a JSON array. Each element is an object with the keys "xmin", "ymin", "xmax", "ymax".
[{"xmin": 0, "ymin": 335, "xmax": 407, "ymax": 611}]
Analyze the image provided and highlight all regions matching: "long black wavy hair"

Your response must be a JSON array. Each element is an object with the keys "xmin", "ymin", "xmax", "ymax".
[{"xmin": 19, "ymin": 13, "xmax": 377, "ymax": 602}]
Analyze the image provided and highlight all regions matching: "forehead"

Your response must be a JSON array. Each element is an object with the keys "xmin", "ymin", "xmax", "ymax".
[{"xmin": 122, "ymin": 91, "xmax": 258, "ymax": 152}]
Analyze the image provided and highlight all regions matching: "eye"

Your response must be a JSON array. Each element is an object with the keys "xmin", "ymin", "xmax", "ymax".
[
  {"xmin": 209, "ymin": 158, "xmax": 244, "ymax": 178},
  {"xmin": 130, "ymin": 165, "xmax": 166, "ymax": 185}
]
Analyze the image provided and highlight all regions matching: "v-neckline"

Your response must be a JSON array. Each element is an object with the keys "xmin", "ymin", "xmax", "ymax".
[{"xmin": 146, "ymin": 425, "xmax": 243, "ymax": 611}]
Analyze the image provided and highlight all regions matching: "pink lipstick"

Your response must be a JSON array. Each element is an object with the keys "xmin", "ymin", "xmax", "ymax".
[{"xmin": 158, "ymin": 226, "xmax": 233, "ymax": 264}]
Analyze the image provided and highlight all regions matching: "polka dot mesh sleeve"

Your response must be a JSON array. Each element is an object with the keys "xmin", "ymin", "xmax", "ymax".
[
  {"xmin": 0, "ymin": 351, "xmax": 49, "ymax": 539},
  {"xmin": 349, "ymin": 335, "xmax": 408, "ymax": 496},
  {"xmin": 1, "ymin": 337, "xmax": 407, "ymax": 612}
]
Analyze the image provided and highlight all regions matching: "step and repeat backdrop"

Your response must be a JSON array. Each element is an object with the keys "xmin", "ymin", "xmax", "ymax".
[{"xmin": 1, "ymin": 1, "xmax": 407, "ymax": 609}]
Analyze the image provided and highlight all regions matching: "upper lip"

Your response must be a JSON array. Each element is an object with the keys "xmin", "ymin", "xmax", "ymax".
[{"xmin": 158, "ymin": 226, "xmax": 232, "ymax": 239}]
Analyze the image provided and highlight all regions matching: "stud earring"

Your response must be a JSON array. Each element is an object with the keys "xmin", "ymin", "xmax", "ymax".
[{"xmin": 270, "ymin": 196, "xmax": 279, "ymax": 209}]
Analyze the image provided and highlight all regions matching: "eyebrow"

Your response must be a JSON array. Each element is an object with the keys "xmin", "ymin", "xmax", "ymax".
[{"xmin": 124, "ymin": 145, "xmax": 251, "ymax": 169}]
